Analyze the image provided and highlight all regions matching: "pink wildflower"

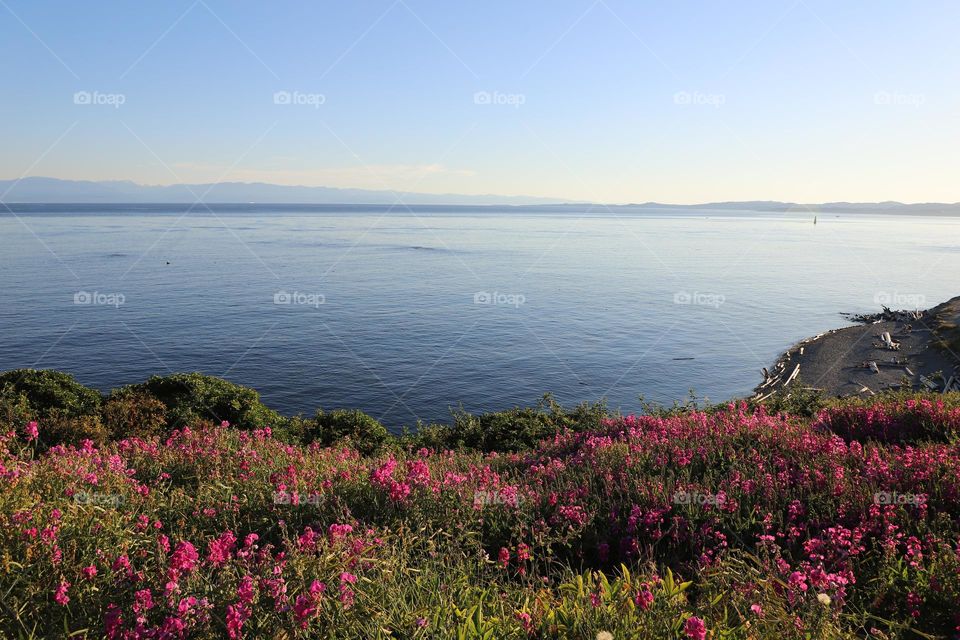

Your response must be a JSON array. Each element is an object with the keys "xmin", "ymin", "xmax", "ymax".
[
  {"xmin": 226, "ymin": 603, "xmax": 248, "ymax": 639},
  {"xmin": 169, "ymin": 541, "xmax": 199, "ymax": 575},
  {"xmin": 684, "ymin": 616, "xmax": 707, "ymax": 640},
  {"xmin": 207, "ymin": 531, "xmax": 237, "ymax": 566},
  {"xmin": 133, "ymin": 588, "xmax": 154, "ymax": 614},
  {"xmin": 293, "ymin": 595, "xmax": 315, "ymax": 628},
  {"xmin": 54, "ymin": 580, "xmax": 70, "ymax": 606},
  {"xmin": 237, "ymin": 575, "xmax": 255, "ymax": 604}
]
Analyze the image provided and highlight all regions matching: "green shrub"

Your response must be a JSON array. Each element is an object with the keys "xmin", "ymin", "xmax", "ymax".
[
  {"xmin": 115, "ymin": 373, "xmax": 282, "ymax": 431},
  {"xmin": 43, "ymin": 411, "xmax": 111, "ymax": 446},
  {"xmin": 102, "ymin": 390, "xmax": 168, "ymax": 439},
  {"xmin": 0, "ymin": 369, "xmax": 102, "ymax": 419},
  {"xmin": 752, "ymin": 379, "xmax": 828, "ymax": 417},
  {"xmin": 306, "ymin": 408, "xmax": 388, "ymax": 455},
  {"xmin": 0, "ymin": 393, "xmax": 32, "ymax": 434},
  {"xmin": 407, "ymin": 394, "xmax": 608, "ymax": 452}
]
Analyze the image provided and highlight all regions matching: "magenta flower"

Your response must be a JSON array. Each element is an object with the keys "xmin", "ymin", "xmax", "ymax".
[
  {"xmin": 635, "ymin": 589, "xmax": 654, "ymax": 610},
  {"xmin": 177, "ymin": 596, "xmax": 197, "ymax": 615},
  {"xmin": 237, "ymin": 575, "xmax": 255, "ymax": 604},
  {"xmin": 684, "ymin": 616, "xmax": 707, "ymax": 640},
  {"xmin": 54, "ymin": 580, "xmax": 70, "ymax": 606},
  {"xmin": 207, "ymin": 530, "xmax": 237, "ymax": 566},
  {"xmin": 105, "ymin": 604, "xmax": 123, "ymax": 640},
  {"xmin": 226, "ymin": 603, "xmax": 248, "ymax": 639},
  {"xmin": 169, "ymin": 541, "xmax": 199, "ymax": 575},
  {"xmin": 293, "ymin": 594, "xmax": 315, "ymax": 628},
  {"xmin": 133, "ymin": 588, "xmax": 154, "ymax": 614},
  {"xmin": 111, "ymin": 554, "xmax": 132, "ymax": 577},
  {"xmin": 25, "ymin": 421, "xmax": 39, "ymax": 442},
  {"xmin": 328, "ymin": 523, "xmax": 353, "ymax": 542}
]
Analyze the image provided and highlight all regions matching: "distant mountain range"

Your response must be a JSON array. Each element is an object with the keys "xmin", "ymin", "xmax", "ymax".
[
  {"xmin": 0, "ymin": 177, "xmax": 570, "ymax": 206},
  {"xmin": 2, "ymin": 177, "xmax": 960, "ymax": 213}
]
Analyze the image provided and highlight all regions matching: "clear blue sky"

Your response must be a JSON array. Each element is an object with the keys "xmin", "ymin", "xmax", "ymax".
[{"xmin": 2, "ymin": 0, "xmax": 957, "ymax": 203}]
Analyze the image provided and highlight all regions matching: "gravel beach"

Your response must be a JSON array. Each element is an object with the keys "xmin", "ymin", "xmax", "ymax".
[{"xmin": 756, "ymin": 296, "xmax": 960, "ymax": 400}]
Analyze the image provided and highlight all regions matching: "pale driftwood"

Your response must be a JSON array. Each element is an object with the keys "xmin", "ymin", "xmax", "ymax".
[
  {"xmin": 868, "ymin": 361, "xmax": 880, "ymax": 374},
  {"xmin": 784, "ymin": 364, "xmax": 801, "ymax": 386}
]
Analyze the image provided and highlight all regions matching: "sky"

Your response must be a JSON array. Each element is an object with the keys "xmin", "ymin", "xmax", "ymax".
[{"xmin": 1, "ymin": 0, "xmax": 958, "ymax": 204}]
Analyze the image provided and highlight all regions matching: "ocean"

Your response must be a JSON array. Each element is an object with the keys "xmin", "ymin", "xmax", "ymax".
[{"xmin": 2, "ymin": 203, "xmax": 958, "ymax": 429}]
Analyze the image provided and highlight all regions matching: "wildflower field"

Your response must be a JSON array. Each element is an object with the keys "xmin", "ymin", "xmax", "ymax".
[{"xmin": 1, "ymin": 370, "xmax": 959, "ymax": 639}]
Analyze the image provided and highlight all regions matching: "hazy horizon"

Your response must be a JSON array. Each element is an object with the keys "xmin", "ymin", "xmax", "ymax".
[
  {"xmin": 2, "ymin": 1, "xmax": 959, "ymax": 204},
  {"xmin": 6, "ymin": 176, "xmax": 960, "ymax": 208}
]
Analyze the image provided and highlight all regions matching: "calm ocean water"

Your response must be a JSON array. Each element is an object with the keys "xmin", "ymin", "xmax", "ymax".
[{"xmin": 2, "ymin": 204, "xmax": 958, "ymax": 429}]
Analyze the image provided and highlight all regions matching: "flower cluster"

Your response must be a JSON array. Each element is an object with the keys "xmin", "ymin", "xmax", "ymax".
[{"xmin": 0, "ymin": 396, "xmax": 958, "ymax": 637}]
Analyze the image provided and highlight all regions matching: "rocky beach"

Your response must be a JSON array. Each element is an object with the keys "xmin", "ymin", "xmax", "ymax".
[{"xmin": 756, "ymin": 296, "xmax": 960, "ymax": 401}]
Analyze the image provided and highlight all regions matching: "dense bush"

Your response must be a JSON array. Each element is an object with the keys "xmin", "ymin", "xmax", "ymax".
[
  {"xmin": 102, "ymin": 390, "xmax": 169, "ymax": 439},
  {"xmin": 409, "ymin": 394, "xmax": 608, "ymax": 452},
  {"xmin": 41, "ymin": 411, "xmax": 111, "ymax": 446},
  {"xmin": 0, "ymin": 368, "xmax": 102, "ymax": 419},
  {"xmin": 115, "ymin": 372, "xmax": 283, "ymax": 432},
  {"xmin": 0, "ymin": 370, "xmax": 107, "ymax": 447},
  {"xmin": 305, "ymin": 408, "xmax": 388, "ymax": 455}
]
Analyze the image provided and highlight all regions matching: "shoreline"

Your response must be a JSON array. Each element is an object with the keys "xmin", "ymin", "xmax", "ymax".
[{"xmin": 754, "ymin": 295, "xmax": 960, "ymax": 401}]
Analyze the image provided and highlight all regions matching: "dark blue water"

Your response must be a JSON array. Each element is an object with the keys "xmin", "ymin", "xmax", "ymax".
[{"xmin": 2, "ymin": 204, "xmax": 958, "ymax": 429}]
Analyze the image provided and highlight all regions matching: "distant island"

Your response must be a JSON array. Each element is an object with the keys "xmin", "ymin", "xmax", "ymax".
[{"xmin": 3, "ymin": 177, "xmax": 960, "ymax": 214}]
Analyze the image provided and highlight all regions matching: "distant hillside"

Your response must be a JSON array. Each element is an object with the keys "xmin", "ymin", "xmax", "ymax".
[
  {"xmin": 623, "ymin": 200, "xmax": 960, "ymax": 214},
  {"xmin": 0, "ymin": 177, "xmax": 573, "ymax": 206},
  {"xmin": 1, "ymin": 177, "xmax": 959, "ymax": 213}
]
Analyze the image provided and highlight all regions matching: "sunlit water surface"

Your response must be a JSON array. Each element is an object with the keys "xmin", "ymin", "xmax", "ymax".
[{"xmin": 2, "ymin": 204, "xmax": 958, "ymax": 429}]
